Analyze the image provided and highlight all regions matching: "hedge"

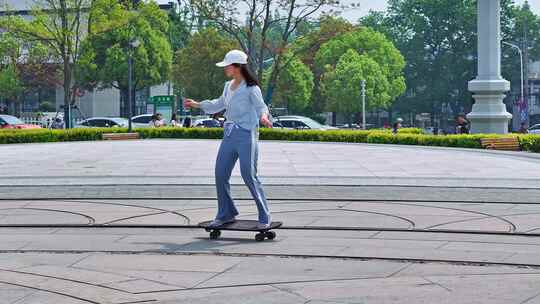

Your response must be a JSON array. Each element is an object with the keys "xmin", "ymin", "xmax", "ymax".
[{"xmin": 1, "ymin": 127, "xmax": 540, "ymax": 153}]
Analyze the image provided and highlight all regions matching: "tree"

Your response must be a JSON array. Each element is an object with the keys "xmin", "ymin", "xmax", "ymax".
[
  {"xmin": 0, "ymin": 32, "xmax": 54, "ymax": 114},
  {"xmin": 267, "ymin": 54, "xmax": 314, "ymax": 114},
  {"xmin": 292, "ymin": 16, "xmax": 355, "ymax": 113},
  {"xmin": 1, "ymin": 0, "xmax": 91, "ymax": 127},
  {"xmin": 315, "ymin": 27, "xmax": 406, "ymax": 118},
  {"xmin": 359, "ymin": 0, "xmax": 525, "ymax": 126},
  {"xmin": 321, "ymin": 49, "xmax": 392, "ymax": 123},
  {"xmin": 77, "ymin": 0, "xmax": 173, "ymax": 117},
  {"xmin": 172, "ymin": 28, "xmax": 238, "ymax": 101},
  {"xmin": 190, "ymin": 0, "xmax": 354, "ymax": 104}
]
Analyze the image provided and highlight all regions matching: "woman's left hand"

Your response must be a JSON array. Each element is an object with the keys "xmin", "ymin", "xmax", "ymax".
[{"xmin": 260, "ymin": 114, "xmax": 273, "ymax": 128}]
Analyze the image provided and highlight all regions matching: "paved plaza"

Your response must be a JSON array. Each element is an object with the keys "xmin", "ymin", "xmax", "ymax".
[{"xmin": 2, "ymin": 140, "xmax": 540, "ymax": 303}]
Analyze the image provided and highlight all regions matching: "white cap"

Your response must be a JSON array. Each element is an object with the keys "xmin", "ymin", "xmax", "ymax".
[{"xmin": 216, "ymin": 50, "xmax": 248, "ymax": 67}]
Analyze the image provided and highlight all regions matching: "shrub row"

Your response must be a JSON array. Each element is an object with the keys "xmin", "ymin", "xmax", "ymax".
[{"xmin": 1, "ymin": 127, "xmax": 539, "ymax": 153}]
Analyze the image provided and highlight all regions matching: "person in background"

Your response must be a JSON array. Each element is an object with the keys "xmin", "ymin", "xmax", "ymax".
[
  {"xmin": 170, "ymin": 114, "xmax": 181, "ymax": 127},
  {"xmin": 456, "ymin": 116, "xmax": 470, "ymax": 134},
  {"xmin": 149, "ymin": 113, "xmax": 166, "ymax": 128},
  {"xmin": 518, "ymin": 122, "xmax": 529, "ymax": 134},
  {"xmin": 183, "ymin": 116, "xmax": 192, "ymax": 128},
  {"xmin": 392, "ymin": 118, "xmax": 403, "ymax": 134},
  {"xmin": 51, "ymin": 118, "xmax": 65, "ymax": 129}
]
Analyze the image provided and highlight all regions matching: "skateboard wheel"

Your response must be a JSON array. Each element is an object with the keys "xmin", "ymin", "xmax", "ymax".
[
  {"xmin": 265, "ymin": 231, "xmax": 276, "ymax": 240},
  {"xmin": 205, "ymin": 228, "xmax": 211, "ymax": 233},
  {"xmin": 210, "ymin": 230, "xmax": 221, "ymax": 240},
  {"xmin": 255, "ymin": 233, "xmax": 265, "ymax": 242}
]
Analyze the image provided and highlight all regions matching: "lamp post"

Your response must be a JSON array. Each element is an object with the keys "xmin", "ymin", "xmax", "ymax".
[
  {"xmin": 467, "ymin": 0, "xmax": 512, "ymax": 134},
  {"xmin": 127, "ymin": 39, "xmax": 141, "ymax": 133},
  {"xmin": 361, "ymin": 80, "xmax": 366, "ymax": 130},
  {"xmin": 502, "ymin": 41, "xmax": 525, "ymax": 129}
]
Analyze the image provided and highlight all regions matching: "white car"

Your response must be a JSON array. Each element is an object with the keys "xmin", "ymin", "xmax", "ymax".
[
  {"xmin": 275, "ymin": 116, "xmax": 337, "ymax": 130},
  {"xmin": 528, "ymin": 124, "xmax": 540, "ymax": 134},
  {"xmin": 131, "ymin": 114, "xmax": 156, "ymax": 128}
]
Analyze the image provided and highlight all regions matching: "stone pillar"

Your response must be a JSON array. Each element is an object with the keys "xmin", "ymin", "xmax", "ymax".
[{"xmin": 467, "ymin": 0, "xmax": 512, "ymax": 134}]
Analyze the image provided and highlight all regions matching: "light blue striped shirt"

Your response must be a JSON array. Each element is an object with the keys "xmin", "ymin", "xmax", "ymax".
[{"xmin": 200, "ymin": 81, "xmax": 269, "ymax": 131}]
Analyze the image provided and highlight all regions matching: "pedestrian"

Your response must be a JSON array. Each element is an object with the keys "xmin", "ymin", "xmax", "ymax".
[
  {"xmin": 170, "ymin": 114, "xmax": 181, "ymax": 127},
  {"xmin": 183, "ymin": 116, "xmax": 192, "ymax": 128},
  {"xmin": 183, "ymin": 49, "xmax": 274, "ymax": 229},
  {"xmin": 392, "ymin": 118, "xmax": 403, "ymax": 134},
  {"xmin": 149, "ymin": 113, "xmax": 165, "ymax": 128},
  {"xmin": 518, "ymin": 122, "xmax": 528, "ymax": 134},
  {"xmin": 455, "ymin": 116, "xmax": 470, "ymax": 134},
  {"xmin": 51, "ymin": 118, "xmax": 65, "ymax": 129}
]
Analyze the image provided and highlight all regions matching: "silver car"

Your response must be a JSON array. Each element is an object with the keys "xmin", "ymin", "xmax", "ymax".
[
  {"xmin": 528, "ymin": 124, "xmax": 540, "ymax": 134},
  {"xmin": 275, "ymin": 115, "xmax": 337, "ymax": 130}
]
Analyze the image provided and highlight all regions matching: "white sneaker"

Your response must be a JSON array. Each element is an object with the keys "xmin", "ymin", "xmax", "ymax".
[
  {"xmin": 257, "ymin": 222, "xmax": 271, "ymax": 230},
  {"xmin": 209, "ymin": 218, "xmax": 236, "ymax": 228}
]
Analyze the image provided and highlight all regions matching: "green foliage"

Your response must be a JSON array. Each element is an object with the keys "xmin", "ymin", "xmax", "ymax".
[
  {"xmin": 267, "ymin": 54, "xmax": 314, "ymax": 114},
  {"xmin": 77, "ymin": 0, "xmax": 172, "ymax": 93},
  {"xmin": 321, "ymin": 50, "xmax": 391, "ymax": 121},
  {"xmin": 4, "ymin": 128, "xmax": 537, "ymax": 155},
  {"xmin": 172, "ymin": 28, "xmax": 238, "ymax": 100},
  {"xmin": 316, "ymin": 28, "xmax": 406, "ymax": 120},
  {"xmin": 0, "ymin": 65, "xmax": 22, "ymax": 100}
]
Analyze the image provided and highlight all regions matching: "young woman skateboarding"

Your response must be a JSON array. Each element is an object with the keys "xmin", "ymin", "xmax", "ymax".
[{"xmin": 183, "ymin": 50, "xmax": 273, "ymax": 229}]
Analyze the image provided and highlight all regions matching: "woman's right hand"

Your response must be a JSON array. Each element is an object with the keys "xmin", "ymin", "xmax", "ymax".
[{"xmin": 183, "ymin": 99, "xmax": 200, "ymax": 109}]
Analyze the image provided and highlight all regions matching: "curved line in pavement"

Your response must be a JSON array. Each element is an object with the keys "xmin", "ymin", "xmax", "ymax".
[{"xmin": 0, "ymin": 208, "xmax": 95, "ymax": 225}]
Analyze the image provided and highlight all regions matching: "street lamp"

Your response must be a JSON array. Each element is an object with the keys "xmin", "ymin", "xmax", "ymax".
[
  {"xmin": 361, "ymin": 80, "xmax": 366, "ymax": 130},
  {"xmin": 127, "ymin": 38, "xmax": 141, "ymax": 133},
  {"xmin": 502, "ymin": 41, "xmax": 524, "ymax": 127}
]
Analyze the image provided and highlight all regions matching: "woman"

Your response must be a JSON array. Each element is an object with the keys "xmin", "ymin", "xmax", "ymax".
[
  {"xmin": 170, "ymin": 114, "xmax": 181, "ymax": 127},
  {"xmin": 183, "ymin": 50, "xmax": 273, "ymax": 229}
]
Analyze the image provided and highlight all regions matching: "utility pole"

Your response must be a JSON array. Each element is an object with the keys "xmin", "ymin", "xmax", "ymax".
[
  {"xmin": 361, "ymin": 80, "xmax": 366, "ymax": 130},
  {"xmin": 523, "ymin": 11, "xmax": 530, "ymax": 128}
]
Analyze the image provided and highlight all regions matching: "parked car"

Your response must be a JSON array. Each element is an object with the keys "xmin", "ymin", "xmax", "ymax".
[
  {"xmin": 528, "ymin": 124, "xmax": 540, "ymax": 134},
  {"xmin": 275, "ymin": 116, "xmax": 337, "ymax": 130},
  {"xmin": 75, "ymin": 117, "xmax": 128, "ymax": 128},
  {"xmin": 0, "ymin": 115, "xmax": 42, "ymax": 129},
  {"xmin": 194, "ymin": 118, "xmax": 222, "ymax": 128},
  {"xmin": 131, "ymin": 114, "xmax": 155, "ymax": 128}
]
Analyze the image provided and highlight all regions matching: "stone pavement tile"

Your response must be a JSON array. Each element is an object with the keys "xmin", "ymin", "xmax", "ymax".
[
  {"xmin": 153, "ymin": 284, "xmax": 305, "ymax": 304},
  {"xmin": 395, "ymin": 263, "xmax": 540, "ymax": 277},
  {"xmin": 338, "ymin": 246, "xmax": 513, "ymax": 263},
  {"xmin": 441, "ymin": 241, "xmax": 540, "ymax": 255},
  {"xmin": 104, "ymin": 278, "xmax": 184, "ymax": 293},
  {"xmin": 103, "ymin": 270, "xmax": 215, "ymax": 289},
  {"xmin": 504, "ymin": 253, "xmax": 540, "ymax": 265},
  {"xmin": 197, "ymin": 257, "xmax": 405, "ymax": 288},
  {"xmin": 13, "ymin": 265, "xmax": 131, "ymax": 285},
  {"xmin": 0, "ymin": 282, "xmax": 33, "ymax": 304},
  {"xmin": 9, "ymin": 292, "xmax": 89, "ymax": 304},
  {"xmin": 374, "ymin": 231, "xmax": 540, "ymax": 245},
  {"xmin": 0, "ymin": 228, "xmax": 58, "ymax": 235},
  {"xmin": 2, "ymin": 273, "xmax": 152, "ymax": 304},
  {"xmin": 274, "ymin": 276, "xmax": 445, "ymax": 304},
  {"xmin": 427, "ymin": 273, "xmax": 540, "ymax": 304},
  {"xmin": 0, "ymin": 253, "xmax": 92, "ymax": 271},
  {"xmin": 73, "ymin": 254, "xmax": 241, "ymax": 273}
]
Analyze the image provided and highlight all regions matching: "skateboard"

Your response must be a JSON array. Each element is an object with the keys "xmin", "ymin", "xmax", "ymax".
[{"xmin": 199, "ymin": 220, "xmax": 283, "ymax": 242}]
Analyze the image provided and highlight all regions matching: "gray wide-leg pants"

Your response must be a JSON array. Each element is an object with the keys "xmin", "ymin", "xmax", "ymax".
[{"xmin": 214, "ymin": 124, "xmax": 271, "ymax": 224}]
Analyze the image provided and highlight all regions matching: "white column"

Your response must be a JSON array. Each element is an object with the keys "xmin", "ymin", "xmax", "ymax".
[{"xmin": 467, "ymin": 0, "xmax": 512, "ymax": 134}]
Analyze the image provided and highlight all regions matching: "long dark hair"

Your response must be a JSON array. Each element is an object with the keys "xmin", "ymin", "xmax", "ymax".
[{"xmin": 233, "ymin": 63, "xmax": 259, "ymax": 87}]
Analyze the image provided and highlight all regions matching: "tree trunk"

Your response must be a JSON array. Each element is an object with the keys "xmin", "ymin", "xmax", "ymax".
[{"xmin": 63, "ymin": 60, "xmax": 72, "ymax": 128}]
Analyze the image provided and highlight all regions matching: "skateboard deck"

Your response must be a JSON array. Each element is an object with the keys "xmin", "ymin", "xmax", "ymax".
[{"xmin": 199, "ymin": 220, "xmax": 282, "ymax": 241}]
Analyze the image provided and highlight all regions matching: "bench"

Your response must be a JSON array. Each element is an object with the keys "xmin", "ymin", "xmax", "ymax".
[
  {"xmin": 480, "ymin": 137, "xmax": 520, "ymax": 151},
  {"xmin": 102, "ymin": 133, "xmax": 140, "ymax": 141}
]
